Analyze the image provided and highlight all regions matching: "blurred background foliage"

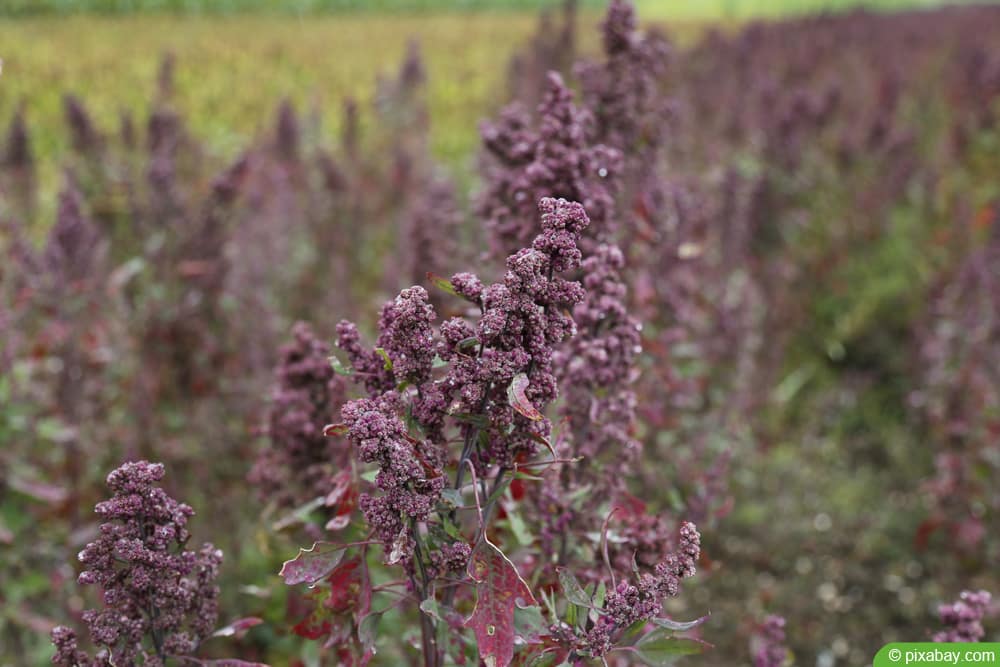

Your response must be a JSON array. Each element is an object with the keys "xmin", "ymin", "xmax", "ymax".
[{"xmin": 2, "ymin": 0, "xmax": 1000, "ymax": 665}]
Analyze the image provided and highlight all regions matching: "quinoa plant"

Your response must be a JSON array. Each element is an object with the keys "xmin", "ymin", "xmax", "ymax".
[
  {"xmin": 275, "ymin": 198, "xmax": 705, "ymax": 666},
  {"xmin": 50, "ymin": 461, "xmax": 255, "ymax": 666},
  {"xmin": 933, "ymin": 591, "xmax": 995, "ymax": 643}
]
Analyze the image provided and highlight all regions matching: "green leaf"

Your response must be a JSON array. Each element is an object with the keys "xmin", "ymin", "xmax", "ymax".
[
  {"xmin": 328, "ymin": 354, "xmax": 354, "ymax": 376},
  {"xmin": 456, "ymin": 336, "xmax": 480, "ymax": 355},
  {"xmin": 427, "ymin": 272, "xmax": 460, "ymax": 297},
  {"xmin": 556, "ymin": 568, "xmax": 593, "ymax": 608},
  {"xmin": 374, "ymin": 347, "xmax": 393, "ymax": 371},
  {"xmin": 634, "ymin": 631, "xmax": 706, "ymax": 666},
  {"xmin": 420, "ymin": 598, "xmax": 443, "ymax": 622},
  {"xmin": 448, "ymin": 412, "xmax": 491, "ymax": 428},
  {"xmin": 506, "ymin": 505, "xmax": 535, "ymax": 547},
  {"xmin": 594, "ymin": 581, "xmax": 607, "ymax": 609},
  {"xmin": 358, "ymin": 611, "xmax": 383, "ymax": 653},
  {"xmin": 440, "ymin": 488, "xmax": 463, "ymax": 509},
  {"xmin": 513, "ymin": 604, "xmax": 548, "ymax": 643},
  {"xmin": 271, "ymin": 495, "xmax": 326, "ymax": 531},
  {"xmin": 649, "ymin": 615, "xmax": 710, "ymax": 632},
  {"xmin": 485, "ymin": 477, "xmax": 512, "ymax": 507}
]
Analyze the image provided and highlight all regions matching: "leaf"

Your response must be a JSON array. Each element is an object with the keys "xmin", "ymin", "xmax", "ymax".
[
  {"xmin": 358, "ymin": 611, "xmax": 383, "ymax": 654},
  {"xmin": 440, "ymin": 488, "xmax": 464, "ymax": 509},
  {"xmin": 279, "ymin": 542, "xmax": 347, "ymax": 586},
  {"xmin": 465, "ymin": 541, "xmax": 538, "ymax": 667},
  {"xmin": 512, "ymin": 604, "xmax": 548, "ymax": 644},
  {"xmin": 427, "ymin": 272, "xmax": 460, "ymax": 297},
  {"xmin": 328, "ymin": 354, "xmax": 354, "ymax": 376},
  {"xmin": 323, "ymin": 557, "xmax": 363, "ymax": 613},
  {"xmin": 448, "ymin": 411, "xmax": 491, "ymax": 428},
  {"xmin": 556, "ymin": 568, "xmax": 593, "ymax": 609},
  {"xmin": 633, "ymin": 631, "xmax": 707, "ymax": 666},
  {"xmin": 387, "ymin": 526, "xmax": 409, "ymax": 565},
  {"xmin": 420, "ymin": 598, "xmax": 443, "ymax": 622},
  {"xmin": 323, "ymin": 423, "xmax": 349, "ymax": 437},
  {"xmin": 271, "ymin": 496, "xmax": 326, "ymax": 531},
  {"xmin": 456, "ymin": 336, "xmax": 480, "ymax": 355},
  {"xmin": 506, "ymin": 505, "xmax": 535, "ymax": 547},
  {"xmin": 212, "ymin": 617, "xmax": 263, "ymax": 639},
  {"xmin": 508, "ymin": 373, "xmax": 543, "ymax": 421},
  {"xmin": 198, "ymin": 661, "xmax": 271, "ymax": 667},
  {"xmin": 593, "ymin": 581, "xmax": 607, "ymax": 609},
  {"xmin": 374, "ymin": 347, "xmax": 393, "ymax": 371},
  {"xmin": 8, "ymin": 477, "xmax": 68, "ymax": 505},
  {"xmin": 649, "ymin": 614, "xmax": 710, "ymax": 633}
]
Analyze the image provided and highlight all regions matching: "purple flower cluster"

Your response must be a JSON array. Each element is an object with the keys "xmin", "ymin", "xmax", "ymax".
[
  {"xmin": 535, "ymin": 242, "xmax": 642, "ymax": 561},
  {"xmin": 576, "ymin": 521, "xmax": 701, "ymax": 657},
  {"xmin": 753, "ymin": 615, "xmax": 788, "ymax": 667},
  {"xmin": 341, "ymin": 392, "xmax": 445, "ymax": 563},
  {"xmin": 934, "ymin": 590, "xmax": 993, "ymax": 643},
  {"xmin": 378, "ymin": 286, "xmax": 438, "ymax": 384},
  {"xmin": 249, "ymin": 322, "xmax": 347, "ymax": 510},
  {"xmin": 2, "ymin": 107, "xmax": 36, "ymax": 221},
  {"xmin": 578, "ymin": 0, "xmax": 670, "ymax": 160},
  {"xmin": 401, "ymin": 176, "xmax": 461, "ymax": 296},
  {"xmin": 337, "ymin": 286, "xmax": 440, "ymax": 418},
  {"xmin": 336, "ymin": 197, "xmax": 590, "ymax": 472},
  {"xmin": 559, "ymin": 243, "xmax": 642, "ymax": 472},
  {"xmin": 51, "ymin": 461, "xmax": 221, "ymax": 666},
  {"xmin": 43, "ymin": 179, "xmax": 104, "ymax": 289},
  {"xmin": 479, "ymin": 73, "xmax": 620, "ymax": 258},
  {"xmin": 442, "ymin": 197, "xmax": 590, "ymax": 466}
]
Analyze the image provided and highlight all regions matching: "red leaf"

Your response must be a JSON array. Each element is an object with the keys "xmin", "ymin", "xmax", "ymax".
[
  {"xmin": 464, "ymin": 542, "xmax": 538, "ymax": 667},
  {"xmin": 324, "ymin": 557, "xmax": 362, "ymax": 613},
  {"xmin": 280, "ymin": 542, "xmax": 347, "ymax": 586},
  {"xmin": 324, "ymin": 423, "xmax": 348, "ymax": 437},
  {"xmin": 292, "ymin": 612, "xmax": 332, "ymax": 640},
  {"xmin": 324, "ymin": 471, "xmax": 354, "ymax": 507},
  {"xmin": 507, "ymin": 373, "xmax": 543, "ymax": 422}
]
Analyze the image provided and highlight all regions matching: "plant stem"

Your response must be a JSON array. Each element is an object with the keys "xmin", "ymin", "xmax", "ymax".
[{"xmin": 411, "ymin": 520, "xmax": 438, "ymax": 667}]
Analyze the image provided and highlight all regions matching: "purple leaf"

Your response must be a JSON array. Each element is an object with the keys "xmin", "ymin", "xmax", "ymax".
[
  {"xmin": 279, "ymin": 542, "xmax": 347, "ymax": 586},
  {"xmin": 465, "ymin": 541, "xmax": 538, "ymax": 667},
  {"xmin": 508, "ymin": 373, "xmax": 543, "ymax": 422}
]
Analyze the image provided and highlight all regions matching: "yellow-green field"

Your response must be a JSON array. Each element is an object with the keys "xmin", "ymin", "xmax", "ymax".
[
  {"xmin": 0, "ymin": 13, "xmax": 606, "ymax": 164},
  {"xmin": 0, "ymin": 1, "xmax": 958, "ymax": 200}
]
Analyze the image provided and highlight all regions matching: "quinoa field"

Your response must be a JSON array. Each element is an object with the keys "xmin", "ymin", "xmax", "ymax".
[{"xmin": 1, "ymin": 1, "xmax": 998, "ymax": 666}]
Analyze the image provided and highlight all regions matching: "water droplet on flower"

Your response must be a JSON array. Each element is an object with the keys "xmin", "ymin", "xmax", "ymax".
[
  {"xmin": 487, "ymin": 624, "xmax": 496, "ymax": 636},
  {"xmin": 598, "ymin": 167, "xmax": 608, "ymax": 178}
]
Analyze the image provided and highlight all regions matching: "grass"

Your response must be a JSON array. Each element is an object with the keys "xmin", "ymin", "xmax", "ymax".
[
  {"xmin": 1, "ymin": 11, "xmax": 606, "ymax": 213},
  {"xmin": 0, "ymin": 13, "xmax": 556, "ymax": 163},
  {"xmin": 0, "ymin": 0, "xmax": 981, "ymax": 207}
]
